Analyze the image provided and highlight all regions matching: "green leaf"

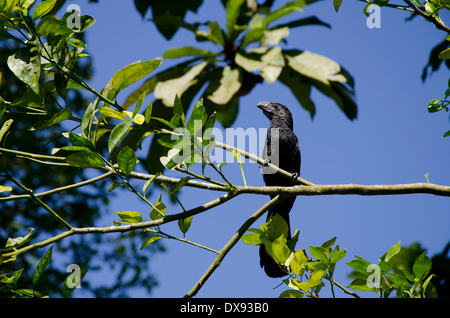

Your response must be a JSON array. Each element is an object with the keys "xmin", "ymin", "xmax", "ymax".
[
  {"xmin": 108, "ymin": 120, "xmax": 132, "ymax": 153},
  {"xmin": 144, "ymin": 99, "xmax": 153, "ymax": 124},
  {"xmin": 308, "ymin": 269, "xmax": 325, "ymax": 288},
  {"xmin": 66, "ymin": 151, "xmax": 105, "ymax": 168},
  {"xmin": 32, "ymin": 246, "xmax": 53, "ymax": 288},
  {"xmin": 226, "ymin": 0, "xmax": 246, "ymax": 36},
  {"xmin": 383, "ymin": 241, "xmax": 401, "ymax": 262},
  {"xmin": 81, "ymin": 102, "xmax": 97, "ymax": 140},
  {"xmin": 133, "ymin": 89, "xmax": 149, "ymax": 119},
  {"xmin": 0, "ymin": 119, "xmax": 13, "ymax": 143},
  {"xmin": 241, "ymin": 232, "xmax": 263, "ymax": 245},
  {"xmin": 261, "ymin": 27, "xmax": 289, "ymax": 46},
  {"xmin": 270, "ymin": 235, "xmax": 291, "ymax": 264},
  {"xmin": 143, "ymin": 172, "xmax": 161, "ymax": 195},
  {"xmin": 178, "ymin": 216, "xmax": 193, "ymax": 235},
  {"xmin": 388, "ymin": 272, "xmax": 410, "ymax": 290},
  {"xmin": 290, "ymin": 249, "xmax": 308, "ymax": 276},
  {"xmin": 330, "ymin": 249, "xmax": 347, "ymax": 264},
  {"xmin": 69, "ymin": 132, "xmax": 95, "ymax": 151},
  {"xmin": 117, "ymin": 146, "xmax": 136, "ymax": 177},
  {"xmin": 207, "ymin": 66, "xmax": 242, "ymax": 105},
  {"xmin": 321, "ymin": 237, "xmax": 337, "ymax": 250},
  {"xmin": 309, "ymin": 246, "xmax": 329, "ymax": 264},
  {"xmin": 279, "ymin": 67, "xmax": 315, "ymax": 118},
  {"xmin": 154, "ymin": 60, "xmax": 208, "ymax": 106},
  {"xmin": 108, "ymin": 182, "xmax": 124, "ymax": 192},
  {"xmin": 168, "ymin": 176, "xmax": 191, "ymax": 194},
  {"xmin": 413, "ymin": 252, "xmax": 432, "ymax": 281},
  {"xmin": 347, "ymin": 278, "xmax": 377, "ymax": 292},
  {"xmin": 150, "ymin": 195, "xmax": 166, "ymax": 220},
  {"xmin": 264, "ymin": 213, "xmax": 290, "ymax": 241},
  {"xmin": 33, "ymin": 0, "xmax": 57, "ymax": 21},
  {"xmin": 279, "ymin": 289, "xmax": 305, "ymax": 298},
  {"xmin": 173, "ymin": 95, "xmax": 185, "ymax": 127},
  {"xmin": 3, "ymin": 228, "xmax": 34, "ymax": 252},
  {"xmin": 187, "ymin": 102, "xmax": 207, "ymax": 137},
  {"xmin": 117, "ymin": 211, "xmax": 142, "ymax": 224},
  {"xmin": 98, "ymin": 106, "xmax": 127, "ymax": 120},
  {"xmin": 333, "ymin": 0, "xmax": 343, "ymax": 12},
  {"xmin": 285, "ymin": 50, "xmax": 357, "ymax": 120},
  {"xmin": 7, "ymin": 45, "xmax": 41, "ymax": 95},
  {"xmin": 62, "ymin": 266, "xmax": 87, "ymax": 298},
  {"xmin": 104, "ymin": 59, "xmax": 162, "ymax": 101},
  {"xmin": 263, "ymin": 0, "xmax": 307, "ymax": 25},
  {"xmin": 141, "ymin": 235, "xmax": 163, "ymax": 250},
  {"xmin": 443, "ymin": 130, "xmax": 450, "ymax": 138},
  {"xmin": 163, "ymin": 46, "xmax": 218, "ymax": 59},
  {"xmin": 345, "ymin": 256, "xmax": 372, "ymax": 275},
  {"xmin": 201, "ymin": 21, "xmax": 225, "ymax": 45}
]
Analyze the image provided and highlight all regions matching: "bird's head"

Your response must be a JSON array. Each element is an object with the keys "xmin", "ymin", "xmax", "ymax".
[{"xmin": 257, "ymin": 101, "xmax": 294, "ymax": 129}]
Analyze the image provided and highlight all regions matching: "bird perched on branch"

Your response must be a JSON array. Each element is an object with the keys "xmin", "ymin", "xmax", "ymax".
[{"xmin": 257, "ymin": 101, "xmax": 301, "ymax": 278}]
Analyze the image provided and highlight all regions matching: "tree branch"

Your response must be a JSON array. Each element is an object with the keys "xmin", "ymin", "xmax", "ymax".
[
  {"xmin": 403, "ymin": 0, "xmax": 450, "ymax": 33},
  {"xmin": 1, "ymin": 191, "xmax": 237, "ymax": 262},
  {"xmin": 183, "ymin": 195, "xmax": 286, "ymax": 298},
  {"xmin": 0, "ymin": 171, "xmax": 115, "ymax": 202}
]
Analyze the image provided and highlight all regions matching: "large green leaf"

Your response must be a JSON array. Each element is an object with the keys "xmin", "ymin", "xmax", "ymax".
[
  {"xmin": 279, "ymin": 66, "xmax": 315, "ymax": 118},
  {"xmin": 32, "ymin": 246, "xmax": 53, "ymax": 289},
  {"xmin": 285, "ymin": 50, "xmax": 347, "ymax": 85},
  {"xmin": 262, "ymin": 0, "xmax": 308, "ymax": 25},
  {"xmin": 163, "ymin": 46, "xmax": 218, "ymax": 59},
  {"xmin": 207, "ymin": 66, "xmax": 242, "ymax": 104},
  {"xmin": 226, "ymin": 0, "xmax": 246, "ymax": 36},
  {"xmin": 154, "ymin": 60, "xmax": 208, "ymax": 106},
  {"xmin": 149, "ymin": 0, "xmax": 202, "ymax": 40},
  {"xmin": 285, "ymin": 50, "xmax": 357, "ymax": 120},
  {"xmin": 123, "ymin": 58, "xmax": 202, "ymax": 108},
  {"xmin": 33, "ymin": 0, "xmax": 57, "ymax": 21},
  {"xmin": 413, "ymin": 252, "xmax": 432, "ymax": 281},
  {"xmin": 103, "ymin": 59, "xmax": 162, "ymax": 102},
  {"xmin": 66, "ymin": 151, "xmax": 105, "ymax": 168},
  {"xmin": 7, "ymin": 44, "xmax": 41, "ymax": 95}
]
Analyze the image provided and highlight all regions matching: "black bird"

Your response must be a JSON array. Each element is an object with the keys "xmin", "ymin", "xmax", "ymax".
[{"xmin": 257, "ymin": 101, "xmax": 301, "ymax": 278}]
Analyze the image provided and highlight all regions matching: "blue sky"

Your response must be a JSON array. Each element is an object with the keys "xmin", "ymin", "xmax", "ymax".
[{"xmin": 66, "ymin": 0, "xmax": 449, "ymax": 298}]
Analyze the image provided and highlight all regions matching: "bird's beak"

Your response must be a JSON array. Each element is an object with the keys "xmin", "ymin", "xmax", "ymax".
[
  {"xmin": 257, "ymin": 101, "xmax": 272, "ymax": 119},
  {"xmin": 257, "ymin": 101, "xmax": 271, "ymax": 112}
]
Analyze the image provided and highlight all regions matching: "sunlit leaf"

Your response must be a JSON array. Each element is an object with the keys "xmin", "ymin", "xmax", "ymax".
[
  {"xmin": 140, "ymin": 235, "xmax": 163, "ymax": 250},
  {"xmin": 207, "ymin": 66, "xmax": 242, "ymax": 104},
  {"xmin": 33, "ymin": 0, "xmax": 57, "ymax": 21},
  {"xmin": 154, "ymin": 60, "xmax": 208, "ymax": 106},
  {"xmin": 7, "ymin": 45, "xmax": 41, "ymax": 95},
  {"xmin": 103, "ymin": 59, "xmax": 162, "ymax": 101}
]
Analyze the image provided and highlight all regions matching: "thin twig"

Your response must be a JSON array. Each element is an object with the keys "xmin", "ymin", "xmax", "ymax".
[
  {"xmin": 0, "ymin": 171, "xmax": 115, "ymax": 202},
  {"xmin": 403, "ymin": 0, "xmax": 450, "ymax": 33}
]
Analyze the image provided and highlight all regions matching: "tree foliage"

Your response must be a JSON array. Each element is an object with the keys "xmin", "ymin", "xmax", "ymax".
[{"xmin": 0, "ymin": 0, "xmax": 448, "ymax": 298}]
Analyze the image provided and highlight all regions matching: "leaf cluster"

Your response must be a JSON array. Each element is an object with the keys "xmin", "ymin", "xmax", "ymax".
[
  {"xmin": 243, "ymin": 216, "xmax": 438, "ymax": 298},
  {"xmin": 347, "ymin": 241, "xmax": 438, "ymax": 298}
]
